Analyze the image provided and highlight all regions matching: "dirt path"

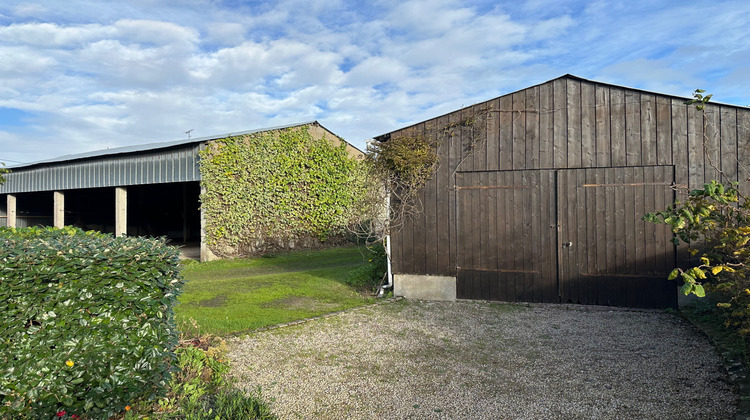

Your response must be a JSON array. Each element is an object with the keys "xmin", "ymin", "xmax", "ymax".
[{"xmin": 228, "ymin": 300, "xmax": 737, "ymax": 419}]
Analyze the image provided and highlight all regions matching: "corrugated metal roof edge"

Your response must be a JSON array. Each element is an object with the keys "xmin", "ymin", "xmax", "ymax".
[
  {"xmin": 373, "ymin": 73, "xmax": 749, "ymax": 141},
  {"xmin": 8, "ymin": 120, "xmax": 330, "ymax": 169}
]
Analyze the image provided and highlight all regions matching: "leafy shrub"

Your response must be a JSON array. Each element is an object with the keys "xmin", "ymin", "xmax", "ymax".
[
  {"xmin": 345, "ymin": 244, "xmax": 387, "ymax": 291},
  {"xmin": 0, "ymin": 226, "xmax": 183, "ymax": 419},
  {"xmin": 645, "ymin": 181, "xmax": 750, "ymax": 331},
  {"xmin": 145, "ymin": 329, "xmax": 275, "ymax": 420},
  {"xmin": 363, "ymin": 134, "xmax": 440, "ymax": 236},
  {"xmin": 366, "ymin": 134, "xmax": 439, "ymax": 192}
]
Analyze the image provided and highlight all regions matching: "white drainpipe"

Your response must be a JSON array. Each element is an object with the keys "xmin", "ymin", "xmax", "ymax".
[
  {"xmin": 378, "ymin": 193, "xmax": 394, "ymax": 297},
  {"xmin": 377, "ymin": 234, "xmax": 393, "ymax": 297}
]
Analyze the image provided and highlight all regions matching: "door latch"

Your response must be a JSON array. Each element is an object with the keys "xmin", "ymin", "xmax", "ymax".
[{"xmin": 562, "ymin": 242, "xmax": 573, "ymax": 248}]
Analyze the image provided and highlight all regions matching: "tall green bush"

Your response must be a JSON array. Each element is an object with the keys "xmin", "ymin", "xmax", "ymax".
[
  {"xmin": 644, "ymin": 181, "xmax": 750, "ymax": 330},
  {"xmin": 0, "ymin": 227, "xmax": 184, "ymax": 419}
]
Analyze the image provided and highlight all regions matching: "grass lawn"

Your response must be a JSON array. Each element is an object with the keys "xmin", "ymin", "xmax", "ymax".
[{"xmin": 175, "ymin": 246, "xmax": 376, "ymax": 335}]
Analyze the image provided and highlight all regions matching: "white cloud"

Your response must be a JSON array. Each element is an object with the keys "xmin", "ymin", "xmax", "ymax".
[
  {"xmin": 528, "ymin": 15, "xmax": 573, "ymax": 40},
  {"xmin": 0, "ymin": 45, "xmax": 56, "ymax": 77},
  {"xmin": 388, "ymin": 0, "xmax": 475, "ymax": 37},
  {"xmin": 112, "ymin": 19, "xmax": 199, "ymax": 47},
  {"xmin": 0, "ymin": 0, "xmax": 747, "ymax": 164},
  {"xmin": 205, "ymin": 22, "xmax": 246, "ymax": 46},
  {"xmin": 0, "ymin": 22, "xmax": 110, "ymax": 47},
  {"xmin": 12, "ymin": 2, "xmax": 47, "ymax": 18},
  {"xmin": 77, "ymin": 39, "xmax": 190, "ymax": 87},
  {"xmin": 344, "ymin": 56, "xmax": 408, "ymax": 86},
  {"xmin": 274, "ymin": 50, "xmax": 344, "ymax": 89},
  {"xmin": 191, "ymin": 38, "xmax": 345, "ymax": 92}
]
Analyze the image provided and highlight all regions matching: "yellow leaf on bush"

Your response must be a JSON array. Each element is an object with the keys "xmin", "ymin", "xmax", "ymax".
[{"xmin": 711, "ymin": 266, "xmax": 724, "ymax": 275}]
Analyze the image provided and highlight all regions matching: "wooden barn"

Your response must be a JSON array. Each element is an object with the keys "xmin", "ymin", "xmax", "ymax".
[{"xmin": 376, "ymin": 74, "xmax": 750, "ymax": 309}]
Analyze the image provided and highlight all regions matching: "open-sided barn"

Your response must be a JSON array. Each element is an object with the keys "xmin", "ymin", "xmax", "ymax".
[
  {"xmin": 376, "ymin": 74, "xmax": 750, "ymax": 309},
  {"xmin": 0, "ymin": 121, "xmax": 362, "ymax": 261}
]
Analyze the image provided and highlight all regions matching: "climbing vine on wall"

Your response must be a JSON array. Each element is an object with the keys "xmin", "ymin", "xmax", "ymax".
[
  {"xmin": 359, "ymin": 109, "xmax": 486, "ymax": 241},
  {"xmin": 199, "ymin": 126, "xmax": 366, "ymax": 256},
  {"xmin": 0, "ymin": 162, "xmax": 8, "ymax": 185},
  {"xmin": 363, "ymin": 133, "xmax": 439, "ymax": 236}
]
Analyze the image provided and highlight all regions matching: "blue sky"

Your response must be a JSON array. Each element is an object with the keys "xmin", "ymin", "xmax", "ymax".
[{"xmin": 0, "ymin": 0, "xmax": 748, "ymax": 165}]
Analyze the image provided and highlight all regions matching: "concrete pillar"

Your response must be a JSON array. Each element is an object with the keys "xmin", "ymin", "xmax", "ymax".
[
  {"xmin": 115, "ymin": 187, "xmax": 127, "ymax": 237},
  {"xmin": 7, "ymin": 194, "xmax": 16, "ymax": 228},
  {"xmin": 199, "ymin": 186, "xmax": 217, "ymax": 262},
  {"xmin": 53, "ymin": 191, "xmax": 65, "ymax": 228}
]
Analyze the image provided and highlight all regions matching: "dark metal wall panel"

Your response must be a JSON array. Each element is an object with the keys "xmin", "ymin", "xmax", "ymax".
[{"xmin": 0, "ymin": 144, "xmax": 202, "ymax": 194}]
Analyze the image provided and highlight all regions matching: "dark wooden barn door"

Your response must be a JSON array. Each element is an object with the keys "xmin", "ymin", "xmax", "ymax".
[
  {"xmin": 557, "ymin": 166, "xmax": 677, "ymax": 308},
  {"xmin": 455, "ymin": 170, "xmax": 558, "ymax": 302},
  {"xmin": 456, "ymin": 166, "xmax": 677, "ymax": 308}
]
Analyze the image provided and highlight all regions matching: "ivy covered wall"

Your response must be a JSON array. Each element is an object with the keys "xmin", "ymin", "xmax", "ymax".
[{"xmin": 199, "ymin": 123, "xmax": 366, "ymax": 257}]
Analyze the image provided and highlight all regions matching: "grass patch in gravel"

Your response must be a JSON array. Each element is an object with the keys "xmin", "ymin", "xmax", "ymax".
[
  {"xmin": 681, "ymin": 298, "xmax": 748, "ymax": 365},
  {"xmin": 680, "ymin": 295, "xmax": 750, "ymax": 415},
  {"xmin": 176, "ymin": 246, "xmax": 375, "ymax": 335}
]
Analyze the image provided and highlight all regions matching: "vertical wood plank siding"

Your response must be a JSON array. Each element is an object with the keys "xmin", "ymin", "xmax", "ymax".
[
  {"xmin": 539, "ymin": 83, "xmax": 555, "ymax": 169},
  {"xmin": 388, "ymin": 75, "xmax": 749, "ymax": 308},
  {"xmin": 435, "ymin": 115, "xmax": 452, "ymax": 275},
  {"xmin": 553, "ymin": 79, "xmax": 568, "ymax": 168},
  {"xmin": 610, "ymin": 88, "xmax": 627, "ymax": 166},
  {"xmin": 525, "ymin": 86, "xmax": 541, "ymax": 169},
  {"xmin": 739, "ymin": 110, "xmax": 750, "ymax": 198},
  {"xmin": 580, "ymin": 82, "xmax": 596, "ymax": 168}
]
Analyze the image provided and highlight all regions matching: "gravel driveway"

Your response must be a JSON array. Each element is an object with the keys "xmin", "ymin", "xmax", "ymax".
[{"xmin": 228, "ymin": 299, "xmax": 737, "ymax": 419}]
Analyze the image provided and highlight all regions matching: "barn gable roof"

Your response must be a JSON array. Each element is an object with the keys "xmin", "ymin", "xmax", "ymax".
[{"xmin": 375, "ymin": 73, "xmax": 747, "ymax": 141}]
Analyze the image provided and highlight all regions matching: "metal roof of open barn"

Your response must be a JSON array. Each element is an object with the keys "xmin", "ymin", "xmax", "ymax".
[{"xmin": 9, "ymin": 121, "xmax": 317, "ymax": 169}]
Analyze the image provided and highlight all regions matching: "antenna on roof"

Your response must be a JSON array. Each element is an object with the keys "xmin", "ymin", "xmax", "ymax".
[{"xmin": 185, "ymin": 129, "xmax": 194, "ymax": 139}]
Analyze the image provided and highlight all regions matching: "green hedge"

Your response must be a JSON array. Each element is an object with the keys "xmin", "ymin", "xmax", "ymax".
[{"xmin": 0, "ymin": 227, "xmax": 184, "ymax": 419}]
